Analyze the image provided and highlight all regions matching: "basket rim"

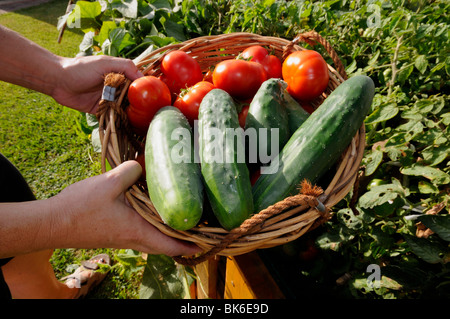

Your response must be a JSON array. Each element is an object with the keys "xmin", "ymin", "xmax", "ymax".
[{"xmin": 133, "ymin": 32, "xmax": 346, "ymax": 83}]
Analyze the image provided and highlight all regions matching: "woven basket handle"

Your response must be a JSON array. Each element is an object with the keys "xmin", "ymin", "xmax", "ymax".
[
  {"xmin": 173, "ymin": 180, "xmax": 329, "ymax": 266},
  {"xmin": 283, "ymin": 31, "xmax": 347, "ymax": 80}
]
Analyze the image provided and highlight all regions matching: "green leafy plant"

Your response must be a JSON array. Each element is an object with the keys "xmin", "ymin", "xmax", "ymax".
[
  {"xmin": 59, "ymin": 0, "xmax": 175, "ymax": 57},
  {"xmin": 303, "ymin": 0, "xmax": 450, "ymax": 298},
  {"xmin": 140, "ymin": 254, "xmax": 195, "ymax": 299}
]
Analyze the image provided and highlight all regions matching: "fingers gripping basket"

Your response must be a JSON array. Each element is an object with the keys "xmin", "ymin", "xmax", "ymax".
[{"xmin": 96, "ymin": 31, "xmax": 365, "ymax": 266}]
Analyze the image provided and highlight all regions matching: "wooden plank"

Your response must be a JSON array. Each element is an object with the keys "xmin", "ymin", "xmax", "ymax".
[
  {"xmin": 194, "ymin": 256, "xmax": 219, "ymax": 299},
  {"xmin": 224, "ymin": 252, "xmax": 284, "ymax": 299}
]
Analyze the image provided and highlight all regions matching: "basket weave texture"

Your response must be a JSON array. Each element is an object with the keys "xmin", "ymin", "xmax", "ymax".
[{"xmin": 96, "ymin": 31, "xmax": 365, "ymax": 266}]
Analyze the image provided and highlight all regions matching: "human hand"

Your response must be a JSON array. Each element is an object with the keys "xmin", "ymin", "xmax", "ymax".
[
  {"xmin": 52, "ymin": 55, "xmax": 143, "ymax": 114},
  {"xmin": 53, "ymin": 161, "xmax": 201, "ymax": 257}
]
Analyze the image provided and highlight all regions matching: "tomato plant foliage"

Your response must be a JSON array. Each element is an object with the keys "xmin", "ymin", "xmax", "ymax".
[{"xmin": 62, "ymin": 0, "xmax": 450, "ymax": 299}]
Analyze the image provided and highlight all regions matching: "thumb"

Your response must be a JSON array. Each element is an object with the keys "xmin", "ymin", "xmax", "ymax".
[{"xmin": 106, "ymin": 160, "xmax": 142, "ymax": 193}]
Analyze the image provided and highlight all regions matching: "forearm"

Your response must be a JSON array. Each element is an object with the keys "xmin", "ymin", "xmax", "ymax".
[
  {"xmin": 0, "ymin": 161, "xmax": 201, "ymax": 258},
  {"xmin": 0, "ymin": 25, "xmax": 142, "ymax": 113},
  {"xmin": 0, "ymin": 25, "xmax": 63, "ymax": 96},
  {"xmin": 0, "ymin": 198, "xmax": 64, "ymax": 258}
]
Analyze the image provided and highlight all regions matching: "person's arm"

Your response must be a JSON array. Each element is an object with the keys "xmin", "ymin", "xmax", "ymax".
[
  {"xmin": 0, "ymin": 25, "xmax": 143, "ymax": 114},
  {"xmin": 0, "ymin": 161, "xmax": 201, "ymax": 258},
  {"xmin": 0, "ymin": 27, "xmax": 197, "ymax": 258},
  {"xmin": 0, "ymin": 25, "xmax": 61, "ymax": 98}
]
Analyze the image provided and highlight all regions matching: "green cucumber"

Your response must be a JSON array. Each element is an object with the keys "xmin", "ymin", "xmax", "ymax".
[
  {"xmin": 281, "ymin": 85, "xmax": 310, "ymax": 132},
  {"xmin": 145, "ymin": 106, "xmax": 203, "ymax": 231},
  {"xmin": 198, "ymin": 89, "xmax": 253, "ymax": 230},
  {"xmin": 244, "ymin": 78, "xmax": 290, "ymax": 164},
  {"xmin": 252, "ymin": 75, "xmax": 375, "ymax": 212}
]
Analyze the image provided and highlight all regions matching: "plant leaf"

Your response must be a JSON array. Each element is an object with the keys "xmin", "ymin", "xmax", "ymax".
[
  {"xmin": 417, "ymin": 215, "xmax": 450, "ymax": 241},
  {"xmin": 404, "ymin": 234, "xmax": 447, "ymax": 264},
  {"xmin": 139, "ymin": 254, "xmax": 191, "ymax": 299},
  {"xmin": 441, "ymin": 112, "xmax": 450, "ymax": 126},
  {"xmin": 78, "ymin": 31, "xmax": 96, "ymax": 52},
  {"xmin": 103, "ymin": 28, "xmax": 136, "ymax": 56},
  {"xmin": 363, "ymin": 148, "xmax": 383, "ymax": 176},
  {"xmin": 95, "ymin": 21, "xmax": 118, "ymax": 49},
  {"xmin": 91, "ymin": 127, "xmax": 101, "ymax": 153},
  {"xmin": 414, "ymin": 55, "xmax": 428, "ymax": 74},
  {"xmin": 418, "ymin": 180, "xmax": 439, "ymax": 194},
  {"xmin": 397, "ymin": 63, "xmax": 414, "ymax": 83},
  {"xmin": 315, "ymin": 225, "xmax": 353, "ymax": 251},
  {"xmin": 365, "ymin": 102, "xmax": 399, "ymax": 125},
  {"xmin": 163, "ymin": 18, "xmax": 187, "ymax": 41},
  {"xmin": 67, "ymin": 0, "xmax": 102, "ymax": 32},
  {"xmin": 358, "ymin": 179, "xmax": 409, "ymax": 209},
  {"xmin": 111, "ymin": 0, "xmax": 139, "ymax": 18},
  {"xmin": 421, "ymin": 144, "xmax": 450, "ymax": 166},
  {"xmin": 401, "ymin": 164, "xmax": 450, "ymax": 185},
  {"xmin": 114, "ymin": 249, "xmax": 146, "ymax": 278}
]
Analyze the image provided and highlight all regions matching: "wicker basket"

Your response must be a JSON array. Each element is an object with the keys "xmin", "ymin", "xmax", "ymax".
[{"xmin": 96, "ymin": 31, "xmax": 365, "ymax": 266}]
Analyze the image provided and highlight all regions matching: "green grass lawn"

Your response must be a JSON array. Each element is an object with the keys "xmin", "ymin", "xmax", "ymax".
[
  {"xmin": 0, "ymin": 0, "xmax": 100, "ymax": 199},
  {"xmin": 0, "ymin": 0, "xmax": 141, "ymax": 299}
]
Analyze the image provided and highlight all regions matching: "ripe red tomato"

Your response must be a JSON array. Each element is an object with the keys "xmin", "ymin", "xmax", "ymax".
[
  {"xmin": 241, "ymin": 45, "xmax": 269, "ymax": 64},
  {"xmin": 135, "ymin": 152, "xmax": 146, "ymax": 180},
  {"xmin": 298, "ymin": 239, "xmax": 319, "ymax": 262},
  {"xmin": 300, "ymin": 101, "xmax": 315, "ymax": 114},
  {"xmin": 203, "ymin": 68, "xmax": 214, "ymax": 83},
  {"xmin": 160, "ymin": 50, "xmax": 203, "ymax": 96},
  {"xmin": 250, "ymin": 168, "xmax": 261, "ymax": 186},
  {"xmin": 264, "ymin": 55, "xmax": 282, "ymax": 79},
  {"xmin": 173, "ymin": 81, "xmax": 215, "ymax": 123},
  {"xmin": 282, "ymin": 50, "xmax": 329, "ymax": 101},
  {"xmin": 212, "ymin": 59, "xmax": 267, "ymax": 100},
  {"xmin": 242, "ymin": 45, "xmax": 282, "ymax": 79},
  {"xmin": 127, "ymin": 76, "xmax": 171, "ymax": 135},
  {"xmin": 238, "ymin": 104, "xmax": 250, "ymax": 128}
]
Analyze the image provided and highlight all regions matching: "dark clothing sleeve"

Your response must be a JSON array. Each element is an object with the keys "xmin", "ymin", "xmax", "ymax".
[{"xmin": 0, "ymin": 153, "xmax": 36, "ymax": 299}]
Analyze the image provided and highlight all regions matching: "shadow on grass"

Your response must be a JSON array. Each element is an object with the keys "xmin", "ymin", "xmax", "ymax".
[{"xmin": 0, "ymin": 0, "xmax": 84, "ymax": 42}]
